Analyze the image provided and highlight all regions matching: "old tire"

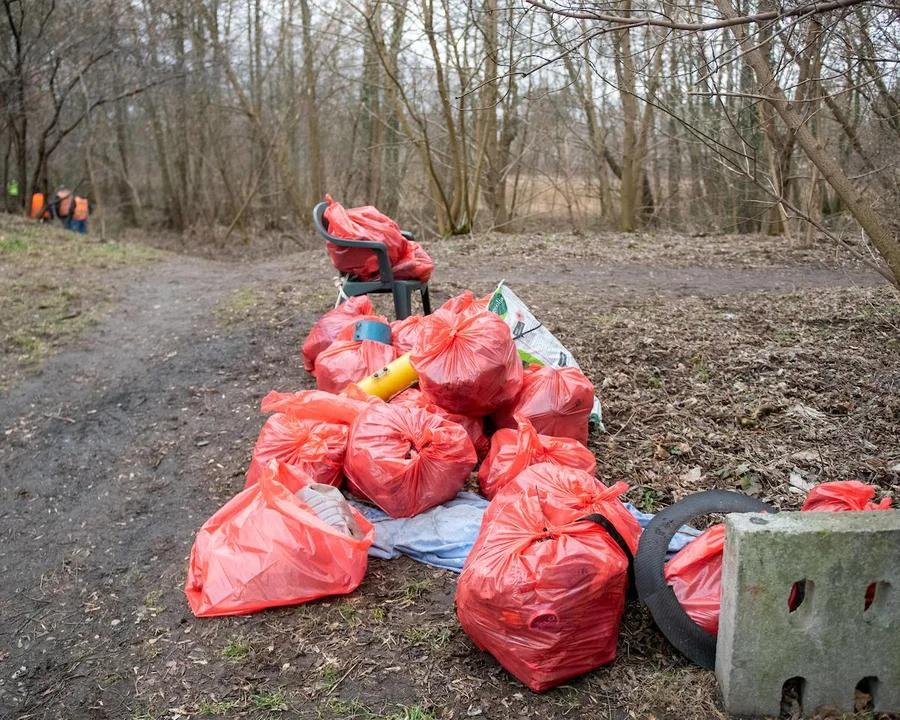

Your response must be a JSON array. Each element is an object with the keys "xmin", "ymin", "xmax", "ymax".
[{"xmin": 634, "ymin": 490, "xmax": 776, "ymax": 669}]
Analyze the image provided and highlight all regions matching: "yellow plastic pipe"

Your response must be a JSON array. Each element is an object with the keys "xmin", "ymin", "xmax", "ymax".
[{"xmin": 355, "ymin": 352, "xmax": 418, "ymax": 400}]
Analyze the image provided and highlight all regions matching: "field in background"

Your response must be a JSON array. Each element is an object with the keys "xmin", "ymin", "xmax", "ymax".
[{"xmin": 0, "ymin": 216, "xmax": 162, "ymax": 389}]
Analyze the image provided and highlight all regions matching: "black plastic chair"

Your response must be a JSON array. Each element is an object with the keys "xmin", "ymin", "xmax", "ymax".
[{"xmin": 313, "ymin": 201, "xmax": 431, "ymax": 320}]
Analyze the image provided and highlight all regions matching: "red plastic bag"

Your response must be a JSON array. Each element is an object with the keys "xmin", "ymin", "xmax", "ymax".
[
  {"xmin": 439, "ymin": 290, "xmax": 491, "ymax": 317},
  {"xmin": 245, "ymin": 414, "xmax": 347, "ymax": 488},
  {"xmin": 493, "ymin": 364, "xmax": 595, "ymax": 446},
  {"xmin": 390, "ymin": 387, "xmax": 489, "ymax": 460},
  {"xmin": 478, "ymin": 417, "xmax": 596, "ymax": 499},
  {"xmin": 483, "ymin": 463, "xmax": 640, "ymax": 543},
  {"xmin": 260, "ymin": 386, "xmax": 379, "ymax": 423},
  {"xmin": 391, "ymin": 240, "xmax": 434, "ymax": 283},
  {"xmin": 456, "ymin": 478, "xmax": 639, "ymax": 692},
  {"xmin": 302, "ymin": 295, "xmax": 374, "ymax": 374},
  {"xmin": 344, "ymin": 403, "xmax": 476, "ymax": 517},
  {"xmin": 390, "ymin": 315, "xmax": 426, "ymax": 353},
  {"xmin": 315, "ymin": 339, "xmax": 396, "ymax": 395},
  {"xmin": 185, "ymin": 460, "xmax": 374, "ymax": 617},
  {"xmin": 410, "ymin": 308, "xmax": 523, "ymax": 416},
  {"xmin": 801, "ymin": 480, "xmax": 893, "ymax": 512},
  {"xmin": 323, "ymin": 195, "xmax": 407, "ymax": 279},
  {"xmin": 664, "ymin": 524, "xmax": 725, "ymax": 635},
  {"xmin": 247, "ymin": 388, "xmax": 380, "ymax": 488}
]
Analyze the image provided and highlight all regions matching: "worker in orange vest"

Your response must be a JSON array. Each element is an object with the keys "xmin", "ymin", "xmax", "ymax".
[
  {"xmin": 49, "ymin": 187, "xmax": 73, "ymax": 224},
  {"xmin": 30, "ymin": 193, "xmax": 51, "ymax": 221},
  {"xmin": 69, "ymin": 196, "xmax": 89, "ymax": 233}
]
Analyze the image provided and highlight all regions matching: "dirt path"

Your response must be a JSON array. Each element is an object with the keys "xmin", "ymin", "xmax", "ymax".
[
  {"xmin": 0, "ymin": 255, "xmax": 311, "ymax": 718},
  {"xmin": 0, "ymin": 244, "xmax": 891, "ymax": 720}
]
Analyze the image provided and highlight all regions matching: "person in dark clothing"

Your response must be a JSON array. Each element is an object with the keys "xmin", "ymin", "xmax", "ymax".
[
  {"xmin": 69, "ymin": 196, "xmax": 89, "ymax": 233},
  {"xmin": 49, "ymin": 187, "xmax": 73, "ymax": 224}
]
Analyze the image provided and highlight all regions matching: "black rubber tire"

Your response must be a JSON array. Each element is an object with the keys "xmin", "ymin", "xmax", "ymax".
[{"xmin": 634, "ymin": 490, "xmax": 776, "ymax": 669}]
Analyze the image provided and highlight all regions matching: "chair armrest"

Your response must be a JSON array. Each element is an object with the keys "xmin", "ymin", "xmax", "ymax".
[{"xmin": 313, "ymin": 201, "xmax": 394, "ymax": 281}]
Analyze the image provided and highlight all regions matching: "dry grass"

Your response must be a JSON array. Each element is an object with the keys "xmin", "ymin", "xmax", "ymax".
[{"xmin": 0, "ymin": 214, "xmax": 163, "ymax": 388}]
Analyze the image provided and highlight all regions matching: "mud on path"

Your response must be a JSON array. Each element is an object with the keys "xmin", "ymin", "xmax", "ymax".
[{"xmin": 1, "ymin": 235, "xmax": 896, "ymax": 720}]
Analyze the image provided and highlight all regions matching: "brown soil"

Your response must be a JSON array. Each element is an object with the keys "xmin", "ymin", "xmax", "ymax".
[{"xmin": 1, "ymin": 228, "xmax": 897, "ymax": 720}]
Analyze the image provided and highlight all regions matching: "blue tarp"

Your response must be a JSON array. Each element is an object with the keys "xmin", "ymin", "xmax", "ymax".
[{"xmin": 350, "ymin": 494, "xmax": 700, "ymax": 573}]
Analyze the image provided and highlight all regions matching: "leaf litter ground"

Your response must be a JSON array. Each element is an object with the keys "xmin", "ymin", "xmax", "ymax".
[{"xmin": 1, "ymin": 225, "xmax": 897, "ymax": 720}]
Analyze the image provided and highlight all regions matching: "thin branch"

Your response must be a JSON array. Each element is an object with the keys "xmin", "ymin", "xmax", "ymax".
[{"xmin": 525, "ymin": 0, "xmax": 873, "ymax": 31}]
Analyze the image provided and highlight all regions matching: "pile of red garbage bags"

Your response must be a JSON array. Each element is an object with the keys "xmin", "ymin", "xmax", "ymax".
[
  {"xmin": 183, "ymin": 251, "xmax": 895, "ymax": 695},
  {"xmin": 187, "ymin": 281, "xmax": 600, "ymax": 625},
  {"xmin": 665, "ymin": 480, "xmax": 894, "ymax": 634}
]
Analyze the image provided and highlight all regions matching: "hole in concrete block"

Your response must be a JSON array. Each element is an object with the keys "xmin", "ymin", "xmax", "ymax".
[
  {"xmin": 780, "ymin": 676, "xmax": 805, "ymax": 717},
  {"xmin": 863, "ymin": 580, "xmax": 891, "ymax": 619},
  {"xmin": 855, "ymin": 676, "xmax": 878, "ymax": 712},
  {"xmin": 865, "ymin": 582, "xmax": 877, "ymax": 610},
  {"xmin": 788, "ymin": 579, "xmax": 813, "ymax": 614}
]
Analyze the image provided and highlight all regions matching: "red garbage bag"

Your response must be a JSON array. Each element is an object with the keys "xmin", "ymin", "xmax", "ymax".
[
  {"xmin": 410, "ymin": 308, "xmax": 523, "ymax": 416},
  {"xmin": 260, "ymin": 386, "xmax": 379, "ymax": 423},
  {"xmin": 302, "ymin": 295, "xmax": 374, "ymax": 374},
  {"xmin": 664, "ymin": 524, "xmax": 725, "ymax": 635},
  {"xmin": 323, "ymin": 195, "xmax": 407, "ymax": 279},
  {"xmin": 391, "ymin": 315, "xmax": 426, "ymax": 353},
  {"xmin": 456, "ymin": 479, "xmax": 639, "ymax": 692},
  {"xmin": 185, "ymin": 460, "xmax": 374, "ymax": 617},
  {"xmin": 344, "ymin": 403, "xmax": 476, "ymax": 517},
  {"xmin": 245, "ymin": 414, "xmax": 347, "ymax": 488},
  {"xmin": 478, "ymin": 417, "xmax": 596, "ymax": 499},
  {"xmin": 391, "ymin": 240, "xmax": 434, "ymax": 283},
  {"xmin": 483, "ymin": 463, "xmax": 640, "ymax": 543},
  {"xmin": 801, "ymin": 480, "xmax": 893, "ymax": 511},
  {"xmin": 493, "ymin": 364, "xmax": 595, "ymax": 446},
  {"xmin": 390, "ymin": 387, "xmax": 489, "ymax": 460},
  {"xmin": 440, "ymin": 290, "xmax": 491, "ymax": 317},
  {"xmin": 315, "ymin": 339, "xmax": 396, "ymax": 394}
]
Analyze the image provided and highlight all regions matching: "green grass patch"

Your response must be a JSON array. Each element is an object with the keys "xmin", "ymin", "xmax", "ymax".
[
  {"xmin": 402, "ymin": 625, "xmax": 453, "ymax": 649},
  {"xmin": 400, "ymin": 579, "xmax": 433, "ymax": 602},
  {"xmin": 199, "ymin": 698, "xmax": 242, "ymax": 715},
  {"xmin": 317, "ymin": 696, "xmax": 372, "ymax": 718},
  {"xmin": 143, "ymin": 590, "xmax": 165, "ymax": 613},
  {"xmin": 214, "ymin": 286, "xmax": 264, "ymax": 326},
  {"xmin": 385, "ymin": 705, "xmax": 437, "ymax": 720},
  {"xmin": 222, "ymin": 637, "xmax": 252, "ymax": 660},
  {"xmin": 337, "ymin": 602, "xmax": 360, "ymax": 628},
  {"xmin": 316, "ymin": 663, "xmax": 339, "ymax": 691},
  {"xmin": 0, "ymin": 215, "xmax": 163, "ymax": 389},
  {"xmin": 250, "ymin": 690, "xmax": 288, "ymax": 711}
]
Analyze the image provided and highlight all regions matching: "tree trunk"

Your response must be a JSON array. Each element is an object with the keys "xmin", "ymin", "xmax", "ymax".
[
  {"xmin": 714, "ymin": 0, "xmax": 900, "ymax": 285},
  {"xmin": 614, "ymin": 3, "xmax": 639, "ymax": 232},
  {"xmin": 481, "ymin": 0, "xmax": 508, "ymax": 229},
  {"xmin": 300, "ymin": 0, "xmax": 325, "ymax": 209}
]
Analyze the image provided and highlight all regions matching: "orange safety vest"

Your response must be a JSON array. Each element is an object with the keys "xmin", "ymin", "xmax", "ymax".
[
  {"xmin": 30, "ymin": 193, "xmax": 49, "ymax": 219},
  {"xmin": 72, "ymin": 197, "xmax": 89, "ymax": 221},
  {"xmin": 58, "ymin": 192, "xmax": 74, "ymax": 217}
]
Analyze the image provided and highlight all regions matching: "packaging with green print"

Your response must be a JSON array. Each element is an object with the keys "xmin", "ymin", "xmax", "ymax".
[{"xmin": 488, "ymin": 282, "xmax": 604, "ymax": 430}]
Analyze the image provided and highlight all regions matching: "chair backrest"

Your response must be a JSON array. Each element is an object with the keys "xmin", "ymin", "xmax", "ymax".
[{"xmin": 312, "ymin": 201, "xmax": 393, "ymax": 281}]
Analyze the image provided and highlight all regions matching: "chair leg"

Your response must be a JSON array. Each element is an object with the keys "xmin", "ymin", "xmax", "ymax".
[
  {"xmin": 421, "ymin": 284, "xmax": 432, "ymax": 315},
  {"xmin": 393, "ymin": 284, "xmax": 412, "ymax": 320}
]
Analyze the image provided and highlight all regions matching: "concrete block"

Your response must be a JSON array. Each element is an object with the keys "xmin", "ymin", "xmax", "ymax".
[{"xmin": 716, "ymin": 510, "xmax": 900, "ymax": 718}]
